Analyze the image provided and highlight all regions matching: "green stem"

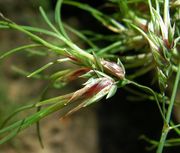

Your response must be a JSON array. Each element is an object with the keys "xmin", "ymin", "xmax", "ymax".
[
  {"xmin": 156, "ymin": 126, "xmax": 169, "ymax": 153},
  {"xmin": 166, "ymin": 64, "xmax": 180, "ymax": 121},
  {"xmin": 128, "ymin": 63, "xmax": 154, "ymax": 79},
  {"xmin": 127, "ymin": 79, "xmax": 166, "ymax": 122},
  {"xmin": 8, "ymin": 23, "xmax": 66, "ymax": 54},
  {"xmin": 2, "ymin": 22, "xmax": 94, "ymax": 65},
  {"xmin": 97, "ymin": 41, "xmax": 122, "ymax": 55},
  {"xmin": 156, "ymin": 63, "xmax": 180, "ymax": 153}
]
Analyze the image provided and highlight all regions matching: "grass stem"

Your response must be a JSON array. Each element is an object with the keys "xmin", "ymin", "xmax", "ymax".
[{"xmin": 156, "ymin": 63, "xmax": 180, "ymax": 153}]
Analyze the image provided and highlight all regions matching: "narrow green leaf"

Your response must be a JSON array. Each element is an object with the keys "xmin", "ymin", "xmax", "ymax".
[
  {"xmin": 64, "ymin": 23, "xmax": 97, "ymax": 48},
  {"xmin": 11, "ymin": 66, "xmax": 42, "ymax": 79},
  {"xmin": 92, "ymin": 51, "xmax": 103, "ymax": 72},
  {"xmin": 128, "ymin": 63, "xmax": 155, "ymax": 79},
  {"xmin": 131, "ymin": 23, "xmax": 159, "ymax": 51},
  {"xmin": 0, "ymin": 44, "xmax": 41, "ymax": 59},
  {"xmin": 64, "ymin": 1, "xmax": 124, "ymax": 33},
  {"xmin": 152, "ymin": 8, "xmax": 168, "ymax": 40},
  {"xmin": 63, "ymin": 1, "xmax": 101, "ymax": 15},
  {"xmin": 35, "ymin": 94, "xmax": 71, "ymax": 107},
  {"xmin": 0, "ymin": 25, "xmax": 8, "ymax": 28},
  {"xmin": 50, "ymin": 69, "xmax": 71, "ymax": 80},
  {"xmin": 98, "ymin": 41, "xmax": 122, "ymax": 55},
  {"xmin": 0, "ymin": 104, "xmax": 35, "ymax": 128},
  {"xmin": 106, "ymin": 84, "xmax": 117, "ymax": 99},
  {"xmin": 117, "ymin": 58, "xmax": 125, "ymax": 75},
  {"xmin": 0, "ymin": 120, "xmax": 25, "ymax": 145},
  {"xmin": 164, "ymin": 0, "xmax": 170, "ymax": 29},
  {"xmin": 27, "ymin": 62, "xmax": 54, "ymax": 78},
  {"xmin": 55, "ymin": 0, "xmax": 70, "ymax": 40},
  {"xmin": 3, "ymin": 21, "xmax": 66, "ymax": 54},
  {"xmin": 39, "ymin": 6, "xmax": 61, "ymax": 36},
  {"xmin": 21, "ymin": 25, "xmax": 61, "ymax": 39},
  {"xmin": 0, "ymin": 101, "xmax": 67, "ymax": 135}
]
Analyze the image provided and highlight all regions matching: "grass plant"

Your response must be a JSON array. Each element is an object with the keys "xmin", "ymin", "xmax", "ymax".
[{"xmin": 0, "ymin": 0, "xmax": 179, "ymax": 152}]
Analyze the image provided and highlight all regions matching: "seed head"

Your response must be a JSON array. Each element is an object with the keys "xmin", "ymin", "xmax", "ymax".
[{"xmin": 101, "ymin": 60, "xmax": 125, "ymax": 79}]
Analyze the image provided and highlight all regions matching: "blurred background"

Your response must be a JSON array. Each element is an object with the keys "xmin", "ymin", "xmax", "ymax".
[{"xmin": 0, "ymin": 0, "xmax": 179, "ymax": 153}]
